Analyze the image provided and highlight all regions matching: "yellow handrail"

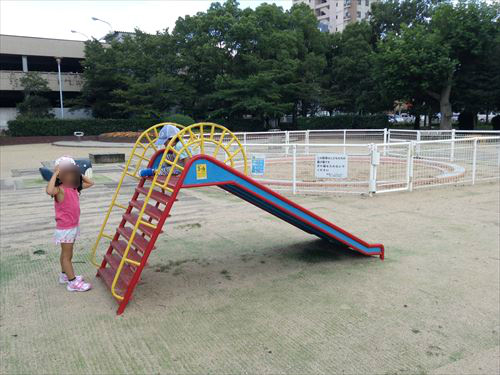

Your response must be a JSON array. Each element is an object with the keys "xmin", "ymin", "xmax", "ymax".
[
  {"xmin": 89, "ymin": 122, "xmax": 184, "ymax": 267},
  {"xmin": 91, "ymin": 122, "xmax": 247, "ymax": 300}
]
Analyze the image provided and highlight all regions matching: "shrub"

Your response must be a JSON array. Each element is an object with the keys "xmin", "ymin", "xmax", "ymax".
[
  {"xmin": 491, "ymin": 115, "xmax": 500, "ymax": 131},
  {"xmin": 458, "ymin": 111, "xmax": 474, "ymax": 130},
  {"xmin": 296, "ymin": 114, "xmax": 389, "ymax": 130},
  {"xmin": 7, "ymin": 118, "xmax": 155, "ymax": 137},
  {"xmin": 161, "ymin": 114, "xmax": 195, "ymax": 126},
  {"xmin": 208, "ymin": 118, "xmax": 267, "ymax": 132}
]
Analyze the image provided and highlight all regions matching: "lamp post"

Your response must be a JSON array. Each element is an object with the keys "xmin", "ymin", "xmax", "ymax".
[
  {"xmin": 71, "ymin": 30, "xmax": 90, "ymax": 40},
  {"xmin": 55, "ymin": 57, "xmax": 64, "ymax": 119},
  {"xmin": 91, "ymin": 17, "xmax": 113, "ymax": 36}
]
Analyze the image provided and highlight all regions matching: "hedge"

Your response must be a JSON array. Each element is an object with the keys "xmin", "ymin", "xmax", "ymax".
[
  {"xmin": 7, "ymin": 114, "xmax": 394, "ymax": 137},
  {"xmin": 210, "ymin": 118, "xmax": 267, "ymax": 132},
  {"xmin": 7, "ymin": 119, "xmax": 157, "ymax": 137},
  {"xmin": 296, "ymin": 114, "xmax": 390, "ymax": 130},
  {"xmin": 162, "ymin": 114, "xmax": 195, "ymax": 126},
  {"xmin": 7, "ymin": 117, "xmax": 269, "ymax": 137}
]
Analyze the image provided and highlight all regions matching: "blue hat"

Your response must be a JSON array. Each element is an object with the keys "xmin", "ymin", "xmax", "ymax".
[{"xmin": 155, "ymin": 125, "xmax": 180, "ymax": 146}]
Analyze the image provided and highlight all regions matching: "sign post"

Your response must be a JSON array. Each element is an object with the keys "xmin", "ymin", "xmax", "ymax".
[
  {"xmin": 315, "ymin": 153, "xmax": 348, "ymax": 179},
  {"xmin": 251, "ymin": 154, "xmax": 266, "ymax": 176}
]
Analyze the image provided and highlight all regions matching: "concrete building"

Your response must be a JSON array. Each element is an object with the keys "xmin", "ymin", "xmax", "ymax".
[
  {"xmin": 293, "ymin": 0, "xmax": 376, "ymax": 33},
  {"xmin": 0, "ymin": 34, "xmax": 91, "ymax": 129}
]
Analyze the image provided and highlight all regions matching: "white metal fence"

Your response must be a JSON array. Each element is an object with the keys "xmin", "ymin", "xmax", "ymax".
[
  {"xmin": 230, "ymin": 137, "xmax": 500, "ymax": 195},
  {"xmin": 190, "ymin": 128, "xmax": 499, "ymax": 195},
  {"xmin": 202, "ymin": 128, "xmax": 499, "ymax": 149}
]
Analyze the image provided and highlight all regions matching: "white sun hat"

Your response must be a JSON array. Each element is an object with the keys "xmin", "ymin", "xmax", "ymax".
[
  {"xmin": 155, "ymin": 125, "xmax": 180, "ymax": 146},
  {"xmin": 55, "ymin": 156, "xmax": 76, "ymax": 169}
]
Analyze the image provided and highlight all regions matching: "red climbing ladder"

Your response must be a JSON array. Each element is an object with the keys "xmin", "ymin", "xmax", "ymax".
[
  {"xmin": 89, "ymin": 122, "xmax": 249, "ymax": 315},
  {"xmin": 96, "ymin": 174, "xmax": 182, "ymax": 315}
]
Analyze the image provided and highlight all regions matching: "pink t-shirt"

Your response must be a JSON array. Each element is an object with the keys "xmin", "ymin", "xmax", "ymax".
[{"xmin": 54, "ymin": 186, "xmax": 80, "ymax": 229}]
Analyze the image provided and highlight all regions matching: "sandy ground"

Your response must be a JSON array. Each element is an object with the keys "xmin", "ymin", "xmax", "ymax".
[{"xmin": 0, "ymin": 143, "xmax": 499, "ymax": 374}]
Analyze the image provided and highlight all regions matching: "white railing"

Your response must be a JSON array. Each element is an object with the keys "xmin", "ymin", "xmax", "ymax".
[
  {"xmin": 195, "ymin": 128, "xmax": 498, "ymax": 152},
  {"xmin": 221, "ymin": 135, "xmax": 500, "ymax": 195}
]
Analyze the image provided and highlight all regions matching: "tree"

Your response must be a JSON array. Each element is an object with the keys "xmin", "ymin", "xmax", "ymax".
[
  {"xmin": 374, "ymin": 0, "xmax": 499, "ymax": 129},
  {"xmin": 322, "ymin": 22, "xmax": 382, "ymax": 114},
  {"xmin": 370, "ymin": 0, "xmax": 440, "ymax": 40},
  {"xmin": 15, "ymin": 72, "xmax": 53, "ymax": 118}
]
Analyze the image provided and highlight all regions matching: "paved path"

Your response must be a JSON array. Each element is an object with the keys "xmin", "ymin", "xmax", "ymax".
[{"xmin": 52, "ymin": 140, "xmax": 133, "ymax": 148}]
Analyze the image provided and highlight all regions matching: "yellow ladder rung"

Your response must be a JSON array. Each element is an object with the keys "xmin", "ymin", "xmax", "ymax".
[
  {"xmin": 124, "ymin": 258, "xmax": 141, "ymax": 267},
  {"xmin": 102, "ymin": 233, "xmax": 114, "ymax": 240},
  {"xmin": 153, "ymin": 182, "xmax": 174, "ymax": 192},
  {"xmin": 125, "ymin": 172, "xmax": 140, "ymax": 180},
  {"xmin": 133, "ymin": 152, "xmax": 149, "ymax": 161},
  {"xmin": 139, "ymin": 220, "xmax": 157, "ymax": 229},
  {"xmin": 114, "ymin": 203, "xmax": 127, "ymax": 209}
]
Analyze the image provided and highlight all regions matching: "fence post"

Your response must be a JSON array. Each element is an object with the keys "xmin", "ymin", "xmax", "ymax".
[
  {"xmin": 292, "ymin": 144, "xmax": 297, "ymax": 195},
  {"xmin": 243, "ymin": 132, "xmax": 247, "ymax": 155},
  {"xmin": 285, "ymin": 131, "xmax": 290, "ymax": 156},
  {"xmin": 472, "ymin": 138, "xmax": 478, "ymax": 185},
  {"xmin": 343, "ymin": 130, "xmax": 347, "ymax": 154},
  {"xmin": 305, "ymin": 130, "xmax": 310, "ymax": 155},
  {"xmin": 450, "ymin": 129, "xmax": 456, "ymax": 161},
  {"xmin": 407, "ymin": 141, "xmax": 415, "ymax": 191},
  {"xmin": 383, "ymin": 128, "xmax": 388, "ymax": 156},
  {"xmin": 416, "ymin": 130, "xmax": 421, "ymax": 157},
  {"xmin": 369, "ymin": 144, "xmax": 379, "ymax": 195}
]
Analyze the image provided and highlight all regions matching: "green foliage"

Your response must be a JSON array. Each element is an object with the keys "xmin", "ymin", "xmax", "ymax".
[
  {"xmin": 17, "ymin": 72, "xmax": 50, "ymax": 95},
  {"xmin": 7, "ymin": 117, "xmax": 267, "ymax": 136},
  {"xmin": 75, "ymin": 0, "xmax": 499, "ymax": 131},
  {"xmin": 16, "ymin": 96, "xmax": 54, "ymax": 119},
  {"xmin": 161, "ymin": 114, "xmax": 195, "ymax": 126},
  {"xmin": 7, "ymin": 119, "xmax": 154, "ymax": 137},
  {"xmin": 322, "ymin": 22, "xmax": 381, "ymax": 114},
  {"xmin": 491, "ymin": 116, "xmax": 500, "ymax": 131},
  {"xmin": 297, "ymin": 115, "xmax": 389, "ymax": 130},
  {"xmin": 15, "ymin": 72, "xmax": 53, "ymax": 119},
  {"xmin": 373, "ymin": 0, "xmax": 499, "ymax": 129}
]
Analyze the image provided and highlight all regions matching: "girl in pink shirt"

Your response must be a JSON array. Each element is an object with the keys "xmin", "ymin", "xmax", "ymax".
[{"xmin": 46, "ymin": 156, "xmax": 94, "ymax": 292}]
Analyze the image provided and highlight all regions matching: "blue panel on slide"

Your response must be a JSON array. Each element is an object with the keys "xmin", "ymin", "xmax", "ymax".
[{"xmin": 182, "ymin": 158, "xmax": 383, "ymax": 255}]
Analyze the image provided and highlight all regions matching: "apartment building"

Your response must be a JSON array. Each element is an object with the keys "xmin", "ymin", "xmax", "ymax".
[
  {"xmin": 293, "ymin": 0, "xmax": 375, "ymax": 33},
  {"xmin": 0, "ymin": 34, "xmax": 90, "ymax": 128}
]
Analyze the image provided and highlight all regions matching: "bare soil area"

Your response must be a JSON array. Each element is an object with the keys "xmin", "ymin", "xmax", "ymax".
[{"xmin": 0, "ymin": 143, "xmax": 498, "ymax": 374}]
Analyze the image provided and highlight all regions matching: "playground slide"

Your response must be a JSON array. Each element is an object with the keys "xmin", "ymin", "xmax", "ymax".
[
  {"xmin": 180, "ymin": 155, "xmax": 385, "ymax": 259},
  {"xmin": 92, "ymin": 123, "xmax": 384, "ymax": 314}
]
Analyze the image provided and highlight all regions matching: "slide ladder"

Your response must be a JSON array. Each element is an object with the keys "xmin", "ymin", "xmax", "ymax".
[{"xmin": 90, "ymin": 123, "xmax": 384, "ymax": 315}]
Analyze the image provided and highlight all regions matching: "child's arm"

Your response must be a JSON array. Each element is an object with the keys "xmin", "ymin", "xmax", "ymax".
[
  {"xmin": 46, "ymin": 166, "xmax": 60, "ymax": 197},
  {"xmin": 82, "ymin": 175, "xmax": 95, "ymax": 189}
]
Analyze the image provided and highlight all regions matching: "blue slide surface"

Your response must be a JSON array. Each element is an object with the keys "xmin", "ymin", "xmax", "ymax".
[{"xmin": 177, "ymin": 155, "xmax": 384, "ymax": 259}]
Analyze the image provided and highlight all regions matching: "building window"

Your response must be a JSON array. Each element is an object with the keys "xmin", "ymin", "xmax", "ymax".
[
  {"xmin": 358, "ymin": 0, "xmax": 361, "ymax": 4},
  {"xmin": 357, "ymin": 11, "xmax": 361, "ymax": 18},
  {"xmin": 336, "ymin": 15, "xmax": 338, "ymax": 19},
  {"xmin": 365, "ymin": 0, "xmax": 369, "ymax": 5}
]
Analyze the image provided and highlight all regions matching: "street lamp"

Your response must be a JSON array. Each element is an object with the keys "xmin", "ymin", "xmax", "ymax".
[
  {"xmin": 55, "ymin": 57, "xmax": 64, "ymax": 119},
  {"xmin": 70, "ymin": 30, "xmax": 90, "ymax": 40},
  {"xmin": 91, "ymin": 17, "xmax": 113, "ymax": 32}
]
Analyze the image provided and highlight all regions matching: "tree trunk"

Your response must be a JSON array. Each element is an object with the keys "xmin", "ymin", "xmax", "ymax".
[
  {"xmin": 413, "ymin": 113, "xmax": 420, "ymax": 130},
  {"xmin": 439, "ymin": 82, "xmax": 453, "ymax": 130}
]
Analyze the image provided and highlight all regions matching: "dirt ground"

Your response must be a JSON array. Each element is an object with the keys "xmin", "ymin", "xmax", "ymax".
[{"xmin": 0, "ymin": 143, "xmax": 499, "ymax": 375}]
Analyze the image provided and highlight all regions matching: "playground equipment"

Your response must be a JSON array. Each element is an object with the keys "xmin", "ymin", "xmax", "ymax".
[{"xmin": 90, "ymin": 122, "xmax": 384, "ymax": 315}]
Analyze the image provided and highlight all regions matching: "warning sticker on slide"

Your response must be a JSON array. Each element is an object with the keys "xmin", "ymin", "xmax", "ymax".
[{"xmin": 196, "ymin": 164, "xmax": 207, "ymax": 180}]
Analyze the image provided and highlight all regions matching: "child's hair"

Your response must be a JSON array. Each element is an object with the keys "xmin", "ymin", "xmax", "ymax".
[{"xmin": 55, "ymin": 173, "xmax": 83, "ymax": 194}]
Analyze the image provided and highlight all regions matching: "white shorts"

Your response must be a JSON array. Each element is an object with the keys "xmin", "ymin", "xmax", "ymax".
[{"xmin": 54, "ymin": 226, "xmax": 80, "ymax": 244}]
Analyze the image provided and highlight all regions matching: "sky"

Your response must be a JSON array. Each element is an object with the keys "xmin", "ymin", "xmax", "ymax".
[{"xmin": 0, "ymin": 0, "xmax": 293, "ymax": 41}]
